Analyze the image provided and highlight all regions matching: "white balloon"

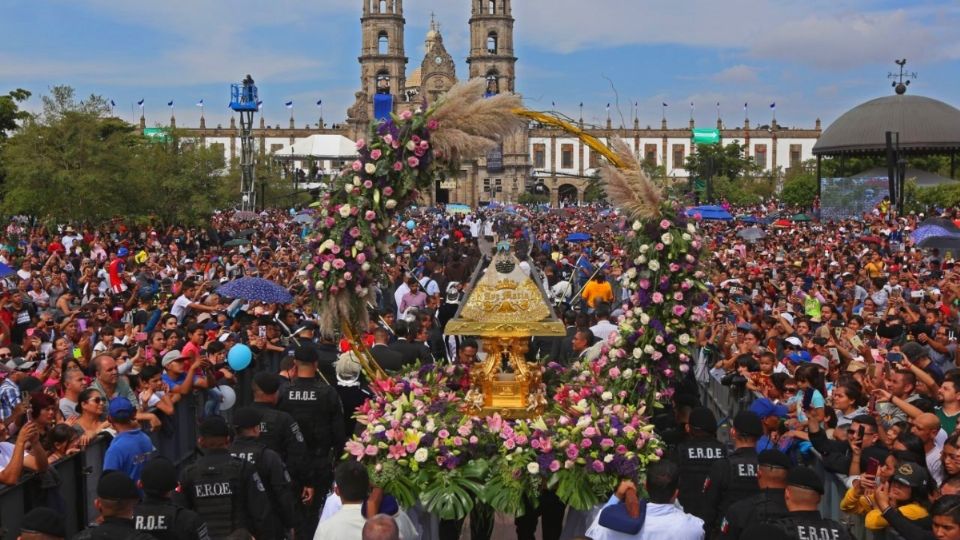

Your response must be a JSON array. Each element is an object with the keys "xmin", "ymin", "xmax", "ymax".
[{"xmin": 218, "ymin": 385, "xmax": 237, "ymax": 410}]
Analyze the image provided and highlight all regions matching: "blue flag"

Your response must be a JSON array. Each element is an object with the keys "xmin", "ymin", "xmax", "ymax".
[
  {"xmin": 167, "ymin": 100, "xmax": 174, "ymax": 107},
  {"xmin": 316, "ymin": 99, "xmax": 322, "ymax": 107},
  {"xmin": 137, "ymin": 99, "xmax": 144, "ymax": 107},
  {"xmin": 770, "ymin": 102, "xmax": 776, "ymax": 109},
  {"xmin": 284, "ymin": 101, "xmax": 294, "ymax": 109},
  {"xmin": 662, "ymin": 102, "xmax": 668, "ymax": 107},
  {"xmin": 110, "ymin": 99, "xmax": 116, "ymax": 107},
  {"xmin": 196, "ymin": 99, "xmax": 204, "ymax": 107}
]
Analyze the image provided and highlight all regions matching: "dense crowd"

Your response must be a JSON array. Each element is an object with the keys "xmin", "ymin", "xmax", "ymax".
[{"xmin": 4, "ymin": 200, "xmax": 960, "ymax": 540}]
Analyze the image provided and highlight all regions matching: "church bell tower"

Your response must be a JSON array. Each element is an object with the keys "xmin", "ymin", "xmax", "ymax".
[
  {"xmin": 467, "ymin": 0, "xmax": 517, "ymax": 94},
  {"xmin": 358, "ymin": 0, "xmax": 407, "ymax": 119}
]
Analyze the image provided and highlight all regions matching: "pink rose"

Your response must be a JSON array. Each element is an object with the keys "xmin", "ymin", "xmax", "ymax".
[
  {"xmin": 363, "ymin": 180, "xmax": 373, "ymax": 189},
  {"xmin": 355, "ymin": 139, "xmax": 366, "ymax": 150},
  {"xmin": 672, "ymin": 305, "xmax": 686, "ymax": 316},
  {"xmin": 356, "ymin": 253, "xmax": 367, "ymax": 264},
  {"xmin": 343, "ymin": 272, "xmax": 352, "ymax": 281},
  {"xmin": 660, "ymin": 219, "xmax": 671, "ymax": 229},
  {"xmin": 383, "ymin": 134, "xmax": 394, "ymax": 145},
  {"xmin": 349, "ymin": 227, "xmax": 361, "ymax": 238},
  {"xmin": 600, "ymin": 438, "xmax": 615, "ymax": 449},
  {"xmin": 325, "ymin": 217, "xmax": 336, "ymax": 228},
  {"xmin": 674, "ymin": 292, "xmax": 684, "ymax": 301},
  {"xmin": 400, "ymin": 110, "xmax": 413, "ymax": 120},
  {"xmin": 438, "ymin": 429, "xmax": 450, "ymax": 439},
  {"xmin": 504, "ymin": 439, "xmax": 516, "ymax": 450},
  {"xmin": 549, "ymin": 460, "xmax": 561, "ymax": 472},
  {"xmin": 332, "ymin": 259, "xmax": 346, "ymax": 270},
  {"xmin": 352, "ymin": 160, "xmax": 362, "ymax": 171},
  {"xmin": 407, "ymin": 156, "xmax": 420, "ymax": 168},
  {"xmin": 393, "ymin": 161, "xmax": 403, "ymax": 171},
  {"xmin": 652, "ymin": 292, "xmax": 664, "ymax": 304},
  {"xmin": 364, "ymin": 210, "xmax": 376, "ymax": 221},
  {"xmin": 370, "ymin": 149, "xmax": 382, "ymax": 160},
  {"xmin": 591, "ymin": 460, "xmax": 604, "ymax": 473},
  {"xmin": 383, "ymin": 186, "xmax": 394, "ymax": 196},
  {"xmin": 566, "ymin": 445, "xmax": 579, "ymax": 459},
  {"xmin": 427, "ymin": 119, "xmax": 439, "ymax": 130}
]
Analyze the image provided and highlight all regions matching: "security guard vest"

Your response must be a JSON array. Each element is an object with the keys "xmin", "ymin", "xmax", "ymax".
[
  {"xmin": 774, "ymin": 511, "xmax": 853, "ymax": 540},
  {"xmin": 675, "ymin": 437, "xmax": 726, "ymax": 518},
  {"xmin": 230, "ymin": 439, "xmax": 267, "ymax": 469},
  {"xmin": 183, "ymin": 457, "xmax": 246, "ymax": 538},
  {"xmin": 133, "ymin": 500, "xmax": 179, "ymax": 539},
  {"xmin": 280, "ymin": 377, "xmax": 340, "ymax": 457}
]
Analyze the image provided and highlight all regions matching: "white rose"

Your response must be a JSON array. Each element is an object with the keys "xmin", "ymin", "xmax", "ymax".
[
  {"xmin": 601, "ymin": 391, "xmax": 613, "ymax": 401},
  {"xmin": 414, "ymin": 448, "xmax": 429, "ymax": 463},
  {"xmin": 639, "ymin": 244, "xmax": 649, "ymax": 253},
  {"xmin": 364, "ymin": 163, "xmax": 377, "ymax": 174},
  {"xmin": 361, "ymin": 262, "xmax": 371, "ymax": 272},
  {"xmin": 682, "ymin": 233, "xmax": 691, "ymax": 241},
  {"xmin": 644, "ymin": 345, "xmax": 655, "ymax": 354},
  {"xmin": 625, "ymin": 268, "xmax": 637, "ymax": 279},
  {"xmin": 637, "ymin": 255, "xmax": 647, "ymax": 265},
  {"xmin": 355, "ymin": 241, "xmax": 365, "ymax": 250},
  {"xmin": 412, "ymin": 420, "xmax": 422, "ymax": 429},
  {"xmin": 648, "ymin": 260, "xmax": 660, "ymax": 272},
  {"xmin": 314, "ymin": 280, "xmax": 324, "ymax": 289},
  {"xmin": 661, "ymin": 233, "xmax": 673, "ymax": 245},
  {"xmin": 322, "ymin": 262, "xmax": 331, "ymax": 271},
  {"xmin": 679, "ymin": 334, "xmax": 691, "ymax": 345},
  {"xmin": 633, "ymin": 348, "xmax": 643, "ymax": 359},
  {"xmin": 687, "ymin": 223, "xmax": 697, "ymax": 234},
  {"xmin": 374, "ymin": 425, "xmax": 386, "ymax": 433},
  {"xmin": 632, "ymin": 220, "xmax": 642, "ymax": 231},
  {"xmin": 385, "ymin": 199, "xmax": 398, "ymax": 210},
  {"xmin": 622, "ymin": 368, "xmax": 634, "ymax": 378},
  {"xmin": 640, "ymin": 313, "xmax": 650, "ymax": 325},
  {"xmin": 527, "ymin": 462, "xmax": 540, "ymax": 474},
  {"xmin": 604, "ymin": 454, "xmax": 614, "ymax": 463},
  {"xmin": 344, "ymin": 184, "xmax": 353, "ymax": 193},
  {"xmin": 339, "ymin": 205, "xmax": 352, "ymax": 218}
]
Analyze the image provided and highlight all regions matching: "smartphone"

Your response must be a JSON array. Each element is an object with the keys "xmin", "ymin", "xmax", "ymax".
[
  {"xmin": 77, "ymin": 319, "xmax": 87, "ymax": 332},
  {"xmin": 887, "ymin": 352, "xmax": 903, "ymax": 363},
  {"xmin": 128, "ymin": 345, "xmax": 140, "ymax": 358},
  {"xmin": 258, "ymin": 325, "xmax": 267, "ymax": 339},
  {"xmin": 135, "ymin": 332, "xmax": 148, "ymax": 343},
  {"xmin": 849, "ymin": 335, "xmax": 864, "ymax": 349},
  {"xmin": 865, "ymin": 457, "xmax": 881, "ymax": 477}
]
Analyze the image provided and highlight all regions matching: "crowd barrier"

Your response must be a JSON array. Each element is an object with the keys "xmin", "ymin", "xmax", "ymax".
[
  {"xmin": 700, "ymin": 369, "xmax": 870, "ymax": 540},
  {"xmin": 0, "ymin": 394, "xmax": 200, "ymax": 538}
]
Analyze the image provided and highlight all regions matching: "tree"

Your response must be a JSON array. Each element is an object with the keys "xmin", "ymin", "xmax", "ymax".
[
  {"xmin": 780, "ymin": 168, "xmax": 818, "ymax": 208},
  {"xmin": 0, "ymin": 89, "xmax": 31, "ymax": 142},
  {"xmin": 683, "ymin": 141, "xmax": 761, "ymax": 183}
]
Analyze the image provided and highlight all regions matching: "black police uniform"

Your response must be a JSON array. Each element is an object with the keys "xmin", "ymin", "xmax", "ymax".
[
  {"xmin": 74, "ymin": 517, "xmax": 158, "ymax": 540},
  {"xmin": 278, "ymin": 374, "xmax": 345, "ymax": 538},
  {"xmin": 250, "ymin": 401, "xmax": 307, "ymax": 477},
  {"xmin": 771, "ymin": 510, "xmax": 853, "ymax": 540},
  {"xmin": 719, "ymin": 488, "xmax": 788, "ymax": 540},
  {"xmin": 673, "ymin": 435, "xmax": 726, "ymax": 520},
  {"xmin": 701, "ymin": 447, "xmax": 760, "ymax": 533},
  {"xmin": 230, "ymin": 435, "xmax": 298, "ymax": 536},
  {"xmin": 134, "ymin": 495, "xmax": 211, "ymax": 540},
  {"xmin": 179, "ymin": 449, "xmax": 270, "ymax": 539}
]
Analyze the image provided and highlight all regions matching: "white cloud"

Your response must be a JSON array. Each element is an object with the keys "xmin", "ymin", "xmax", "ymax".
[{"xmin": 711, "ymin": 65, "xmax": 759, "ymax": 84}]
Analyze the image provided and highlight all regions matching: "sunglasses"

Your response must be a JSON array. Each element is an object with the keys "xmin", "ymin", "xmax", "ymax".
[
  {"xmin": 0, "ymin": 354, "xmax": 11, "ymax": 359},
  {"xmin": 87, "ymin": 397, "xmax": 104, "ymax": 404}
]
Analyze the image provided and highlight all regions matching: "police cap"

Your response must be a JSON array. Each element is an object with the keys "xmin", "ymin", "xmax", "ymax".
[
  {"xmin": 758, "ymin": 449, "xmax": 791, "ymax": 469},
  {"xmin": 892, "ymin": 461, "xmax": 928, "ymax": 488},
  {"xmin": 294, "ymin": 345, "xmax": 319, "ymax": 363},
  {"xmin": 233, "ymin": 407, "xmax": 263, "ymax": 430},
  {"xmin": 688, "ymin": 407, "xmax": 718, "ymax": 434},
  {"xmin": 787, "ymin": 465, "xmax": 824, "ymax": 494},
  {"xmin": 253, "ymin": 371, "xmax": 282, "ymax": 394},
  {"xmin": 141, "ymin": 456, "xmax": 178, "ymax": 494},
  {"xmin": 732, "ymin": 411, "xmax": 764, "ymax": 437},
  {"xmin": 20, "ymin": 507, "xmax": 65, "ymax": 538},
  {"xmin": 98, "ymin": 470, "xmax": 140, "ymax": 500},
  {"xmin": 198, "ymin": 415, "xmax": 231, "ymax": 438}
]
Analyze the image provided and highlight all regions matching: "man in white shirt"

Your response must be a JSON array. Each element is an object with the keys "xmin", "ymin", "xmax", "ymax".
[
  {"xmin": 586, "ymin": 459, "xmax": 704, "ymax": 540},
  {"xmin": 315, "ymin": 461, "xmax": 369, "ymax": 539},
  {"xmin": 590, "ymin": 305, "xmax": 619, "ymax": 342}
]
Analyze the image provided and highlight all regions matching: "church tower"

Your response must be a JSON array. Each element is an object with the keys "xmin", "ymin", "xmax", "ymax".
[
  {"xmin": 467, "ymin": 0, "xmax": 517, "ymax": 94},
  {"xmin": 418, "ymin": 16, "xmax": 457, "ymax": 104},
  {"xmin": 353, "ymin": 0, "xmax": 407, "ymax": 127}
]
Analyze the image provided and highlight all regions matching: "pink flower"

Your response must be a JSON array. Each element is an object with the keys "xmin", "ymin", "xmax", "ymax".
[
  {"xmin": 325, "ymin": 217, "xmax": 336, "ymax": 228},
  {"xmin": 669, "ymin": 263, "xmax": 681, "ymax": 272},
  {"xmin": 343, "ymin": 272, "xmax": 353, "ymax": 281},
  {"xmin": 393, "ymin": 161, "xmax": 403, "ymax": 171},
  {"xmin": 388, "ymin": 444, "xmax": 405, "ymax": 459},
  {"xmin": 363, "ymin": 180, "xmax": 374, "ymax": 189},
  {"xmin": 370, "ymin": 149, "xmax": 382, "ymax": 160},
  {"xmin": 457, "ymin": 425, "xmax": 471, "ymax": 437},
  {"xmin": 356, "ymin": 253, "xmax": 367, "ymax": 264},
  {"xmin": 674, "ymin": 292, "xmax": 684, "ymax": 301},
  {"xmin": 383, "ymin": 134, "xmax": 394, "ymax": 145},
  {"xmin": 667, "ymin": 344, "xmax": 677, "ymax": 353},
  {"xmin": 672, "ymin": 305, "xmax": 686, "ymax": 316},
  {"xmin": 530, "ymin": 438, "xmax": 541, "ymax": 449},
  {"xmin": 407, "ymin": 156, "xmax": 420, "ymax": 168},
  {"xmin": 549, "ymin": 460, "xmax": 561, "ymax": 472},
  {"xmin": 427, "ymin": 119, "xmax": 439, "ymax": 130},
  {"xmin": 652, "ymin": 292, "xmax": 664, "ymax": 304},
  {"xmin": 345, "ymin": 440, "xmax": 365, "ymax": 457},
  {"xmin": 638, "ymin": 279, "xmax": 650, "ymax": 290},
  {"xmin": 504, "ymin": 439, "xmax": 516, "ymax": 450},
  {"xmin": 566, "ymin": 445, "xmax": 579, "ymax": 459},
  {"xmin": 383, "ymin": 186, "xmax": 394, "ymax": 196},
  {"xmin": 349, "ymin": 227, "xmax": 361, "ymax": 238},
  {"xmin": 608, "ymin": 367, "xmax": 621, "ymax": 378},
  {"xmin": 693, "ymin": 212, "xmax": 703, "ymax": 221},
  {"xmin": 660, "ymin": 219, "xmax": 671, "ymax": 229},
  {"xmin": 356, "ymin": 139, "xmax": 366, "ymax": 149},
  {"xmin": 330, "ymin": 245, "xmax": 341, "ymax": 255},
  {"xmin": 364, "ymin": 210, "xmax": 376, "ymax": 221},
  {"xmin": 487, "ymin": 414, "xmax": 503, "ymax": 433},
  {"xmin": 469, "ymin": 435, "xmax": 479, "ymax": 444},
  {"xmin": 332, "ymin": 259, "xmax": 346, "ymax": 270},
  {"xmin": 591, "ymin": 460, "xmax": 605, "ymax": 473},
  {"xmin": 581, "ymin": 438, "xmax": 593, "ymax": 448},
  {"xmin": 584, "ymin": 427, "xmax": 597, "ymax": 437},
  {"xmin": 616, "ymin": 444, "xmax": 628, "ymax": 454},
  {"xmin": 655, "ymin": 243, "xmax": 664, "ymax": 251},
  {"xmin": 400, "ymin": 110, "xmax": 413, "ymax": 120},
  {"xmin": 438, "ymin": 429, "xmax": 450, "ymax": 439},
  {"xmin": 364, "ymin": 445, "xmax": 379, "ymax": 456},
  {"xmin": 352, "ymin": 160, "xmax": 362, "ymax": 171}
]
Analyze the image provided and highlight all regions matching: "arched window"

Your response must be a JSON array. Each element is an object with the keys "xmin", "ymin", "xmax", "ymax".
[
  {"xmin": 485, "ymin": 71, "xmax": 499, "ymax": 95},
  {"xmin": 379, "ymin": 0, "xmax": 388, "ymax": 13},
  {"xmin": 376, "ymin": 71, "xmax": 391, "ymax": 95},
  {"xmin": 487, "ymin": 32, "xmax": 498, "ymax": 54},
  {"xmin": 488, "ymin": 0, "xmax": 496, "ymax": 14},
  {"xmin": 378, "ymin": 32, "xmax": 389, "ymax": 55}
]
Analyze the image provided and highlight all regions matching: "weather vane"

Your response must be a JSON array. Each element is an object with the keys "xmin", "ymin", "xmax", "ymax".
[{"xmin": 888, "ymin": 59, "xmax": 917, "ymax": 95}]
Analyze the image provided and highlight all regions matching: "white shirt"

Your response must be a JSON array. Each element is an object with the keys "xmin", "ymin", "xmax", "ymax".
[
  {"xmin": 927, "ymin": 429, "xmax": 948, "ymax": 485},
  {"xmin": 170, "ymin": 294, "xmax": 193, "ymax": 323},
  {"xmin": 317, "ymin": 493, "xmax": 419, "ymax": 540},
  {"xmin": 590, "ymin": 320, "xmax": 619, "ymax": 342},
  {"xmin": 314, "ymin": 503, "xmax": 365, "ymax": 540},
  {"xmin": 586, "ymin": 499, "xmax": 704, "ymax": 540}
]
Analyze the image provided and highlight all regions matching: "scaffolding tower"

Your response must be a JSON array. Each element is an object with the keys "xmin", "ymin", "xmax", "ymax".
[{"xmin": 230, "ymin": 75, "xmax": 259, "ymax": 211}]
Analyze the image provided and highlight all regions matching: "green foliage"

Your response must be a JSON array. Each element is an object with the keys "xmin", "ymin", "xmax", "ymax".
[
  {"xmin": 780, "ymin": 168, "xmax": 818, "ymax": 207},
  {"xmin": 906, "ymin": 181, "xmax": 960, "ymax": 213},
  {"xmin": 0, "ymin": 89, "xmax": 30, "ymax": 142},
  {"xmin": 684, "ymin": 141, "xmax": 761, "ymax": 182},
  {"xmin": 583, "ymin": 172, "xmax": 606, "ymax": 203},
  {"xmin": 0, "ymin": 85, "xmax": 230, "ymax": 224},
  {"xmin": 517, "ymin": 192, "xmax": 549, "ymax": 205},
  {"xmin": 479, "ymin": 460, "xmax": 539, "ymax": 517},
  {"xmin": 417, "ymin": 458, "xmax": 488, "ymax": 520},
  {"xmin": 707, "ymin": 176, "xmax": 776, "ymax": 205},
  {"xmin": 549, "ymin": 467, "xmax": 613, "ymax": 511}
]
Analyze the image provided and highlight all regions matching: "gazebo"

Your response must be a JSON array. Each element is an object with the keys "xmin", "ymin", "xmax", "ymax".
[{"xmin": 812, "ymin": 90, "xmax": 960, "ymax": 216}]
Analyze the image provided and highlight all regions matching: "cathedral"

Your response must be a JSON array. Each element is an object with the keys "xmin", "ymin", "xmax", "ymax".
[{"xmin": 177, "ymin": 0, "xmax": 823, "ymax": 207}]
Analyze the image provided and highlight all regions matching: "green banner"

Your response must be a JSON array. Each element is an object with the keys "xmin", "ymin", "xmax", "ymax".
[
  {"xmin": 142, "ymin": 127, "xmax": 170, "ymax": 142},
  {"xmin": 692, "ymin": 128, "xmax": 721, "ymax": 145}
]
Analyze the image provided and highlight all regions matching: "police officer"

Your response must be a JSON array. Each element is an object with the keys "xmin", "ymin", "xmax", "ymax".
[
  {"xmin": 250, "ymin": 372, "xmax": 307, "ymax": 479},
  {"xmin": 701, "ymin": 410, "xmax": 762, "ymax": 535},
  {"xmin": 74, "ymin": 471, "xmax": 156, "ymax": 539},
  {"xmin": 742, "ymin": 466, "xmax": 853, "ymax": 540},
  {"xmin": 720, "ymin": 449, "xmax": 790, "ymax": 539},
  {"xmin": 230, "ymin": 407, "xmax": 298, "ymax": 539},
  {"xmin": 134, "ymin": 456, "xmax": 210, "ymax": 540},
  {"xmin": 179, "ymin": 416, "xmax": 270, "ymax": 539},
  {"xmin": 278, "ymin": 344, "xmax": 345, "ymax": 539},
  {"xmin": 673, "ymin": 407, "xmax": 726, "ymax": 520}
]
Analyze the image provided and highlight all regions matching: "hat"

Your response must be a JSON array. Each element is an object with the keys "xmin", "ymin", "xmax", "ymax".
[
  {"xmin": 749, "ymin": 398, "xmax": 789, "ymax": 420},
  {"xmin": 784, "ymin": 336, "xmax": 803, "ymax": 348},
  {"xmin": 736, "ymin": 322, "xmax": 754, "ymax": 332},
  {"xmin": 293, "ymin": 345, "xmax": 319, "ymax": 363},
  {"xmin": 97, "ymin": 470, "xmax": 140, "ymax": 500},
  {"xmin": 688, "ymin": 407, "xmax": 718, "ymax": 433},
  {"xmin": 161, "ymin": 350, "xmax": 184, "ymax": 368},
  {"xmin": 900, "ymin": 342, "xmax": 927, "ymax": 362},
  {"xmin": 732, "ymin": 411, "xmax": 764, "ymax": 437},
  {"xmin": 117, "ymin": 247, "xmax": 129, "ymax": 258},
  {"xmin": 297, "ymin": 320, "xmax": 318, "ymax": 333},
  {"xmin": 779, "ymin": 313, "xmax": 795, "ymax": 326},
  {"xmin": 253, "ymin": 372, "xmax": 282, "ymax": 394},
  {"xmin": 892, "ymin": 462, "xmax": 928, "ymax": 488},
  {"xmin": 758, "ymin": 449, "xmax": 791, "ymax": 469},
  {"xmin": 218, "ymin": 332, "xmax": 239, "ymax": 343},
  {"xmin": 810, "ymin": 355, "xmax": 830, "ymax": 370},
  {"xmin": 14, "ymin": 360, "xmax": 36, "ymax": 372},
  {"xmin": 198, "ymin": 416, "xmax": 231, "ymax": 438},
  {"xmin": 108, "ymin": 397, "xmax": 136, "ymax": 422},
  {"xmin": 233, "ymin": 407, "xmax": 262, "ymax": 430},
  {"xmin": 140, "ymin": 456, "xmax": 178, "ymax": 494},
  {"xmin": 846, "ymin": 360, "xmax": 868, "ymax": 373},
  {"xmin": 197, "ymin": 313, "xmax": 212, "ymax": 324},
  {"xmin": 788, "ymin": 351, "xmax": 812, "ymax": 364},
  {"xmin": 20, "ymin": 506, "xmax": 65, "ymax": 537},
  {"xmin": 787, "ymin": 465, "xmax": 824, "ymax": 494}
]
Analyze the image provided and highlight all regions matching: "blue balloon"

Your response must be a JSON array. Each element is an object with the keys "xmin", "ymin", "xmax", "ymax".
[
  {"xmin": 406, "ymin": 220, "xmax": 415, "ymax": 231},
  {"xmin": 227, "ymin": 344, "xmax": 252, "ymax": 371}
]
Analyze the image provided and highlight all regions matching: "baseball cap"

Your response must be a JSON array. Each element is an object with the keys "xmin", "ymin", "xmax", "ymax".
[
  {"xmin": 900, "ymin": 342, "xmax": 927, "ymax": 362},
  {"xmin": 233, "ymin": 407, "xmax": 262, "ymax": 430},
  {"xmin": 140, "ymin": 456, "xmax": 178, "ymax": 494},
  {"xmin": 294, "ymin": 345, "xmax": 319, "ymax": 363},
  {"xmin": 161, "ymin": 351, "xmax": 184, "ymax": 368},
  {"xmin": 198, "ymin": 416, "xmax": 231, "ymax": 438},
  {"xmin": 784, "ymin": 336, "xmax": 803, "ymax": 348},
  {"xmin": 788, "ymin": 351, "xmax": 812, "ymax": 364},
  {"xmin": 810, "ymin": 355, "xmax": 830, "ymax": 370},
  {"xmin": 732, "ymin": 411, "xmax": 764, "ymax": 437},
  {"xmin": 117, "ymin": 247, "xmax": 129, "ymax": 258},
  {"xmin": 749, "ymin": 398, "xmax": 788, "ymax": 420},
  {"xmin": 97, "ymin": 470, "xmax": 140, "ymax": 500},
  {"xmin": 892, "ymin": 462, "xmax": 928, "ymax": 488},
  {"xmin": 253, "ymin": 372, "xmax": 282, "ymax": 394},
  {"xmin": 688, "ymin": 407, "xmax": 718, "ymax": 434},
  {"xmin": 758, "ymin": 449, "xmax": 791, "ymax": 470},
  {"xmin": 108, "ymin": 397, "xmax": 136, "ymax": 422},
  {"xmin": 779, "ymin": 313, "xmax": 795, "ymax": 326},
  {"xmin": 787, "ymin": 465, "xmax": 824, "ymax": 494},
  {"xmin": 20, "ymin": 507, "xmax": 65, "ymax": 537}
]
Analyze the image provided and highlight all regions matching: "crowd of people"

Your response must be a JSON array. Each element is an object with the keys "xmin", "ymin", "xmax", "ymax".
[{"xmin": 2, "ymin": 198, "xmax": 960, "ymax": 540}]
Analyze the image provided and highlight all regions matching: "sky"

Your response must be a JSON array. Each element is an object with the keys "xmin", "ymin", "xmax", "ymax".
[{"xmin": 3, "ymin": 0, "xmax": 960, "ymax": 132}]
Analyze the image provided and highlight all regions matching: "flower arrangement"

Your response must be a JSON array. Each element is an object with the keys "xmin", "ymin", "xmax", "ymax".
[{"xmin": 306, "ymin": 79, "xmax": 524, "ymax": 335}]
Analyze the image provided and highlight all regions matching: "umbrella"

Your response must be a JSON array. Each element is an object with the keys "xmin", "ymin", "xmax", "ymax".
[
  {"xmin": 224, "ymin": 239, "xmax": 251, "ymax": 247},
  {"xmin": 293, "ymin": 214, "xmax": 313, "ymax": 224},
  {"xmin": 790, "ymin": 213, "xmax": 813, "ymax": 222},
  {"xmin": 216, "ymin": 277, "xmax": 293, "ymax": 304},
  {"xmin": 233, "ymin": 211, "xmax": 257, "ymax": 221},
  {"xmin": 738, "ymin": 215, "xmax": 761, "ymax": 224},
  {"xmin": 236, "ymin": 229, "xmax": 256, "ymax": 237},
  {"xmin": 918, "ymin": 234, "xmax": 960, "ymax": 252},
  {"xmin": 566, "ymin": 232, "xmax": 592, "ymax": 242},
  {"xmin": 737, "ymin": 227, "xmax": 766, "ymax": 242},
  {"xmin": 918, "ymin": 217, "xmax": 960, "ymax": 233},
  {"xmin": 446, "ymin": 204, "xmax": 471, "ymax": 215},
  {"xmin": 912, "ymin": 225, "xmax": 958, "ymax": 245},
  {"xmin": 685, "ymin": 205, "xmax": 733, "ymax": 221},
  {"xmin": 771, "ymin": 219, "xmax": 793, "ymax": 229},
  {"xmin": 0, "ymin": 263, "xmax": 13, "ymax": 278}
]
